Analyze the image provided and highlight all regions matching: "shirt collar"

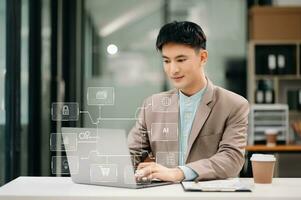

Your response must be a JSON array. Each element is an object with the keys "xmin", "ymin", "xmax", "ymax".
[{"xmin": 179, "ymin": 84, "xmax": 207, "ymax": 104}]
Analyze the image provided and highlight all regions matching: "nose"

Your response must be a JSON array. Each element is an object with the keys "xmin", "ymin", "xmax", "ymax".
[{"xmin": 170, "ymin": 62, "xmax": 180, "ymax": 74}]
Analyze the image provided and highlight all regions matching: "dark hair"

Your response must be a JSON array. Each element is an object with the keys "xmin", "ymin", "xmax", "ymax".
[{"xmin": 156, "ymin": 21, "xmax": 206, "ymax": 51}]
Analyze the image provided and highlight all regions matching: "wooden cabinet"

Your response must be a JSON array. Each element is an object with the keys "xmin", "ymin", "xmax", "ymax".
[
  {"xmin": 249, "ymin": 6, "xmax": 301, "ymax": 40},
  {"xmin": 247, "ymin": 40, "xmax": 301, "ymax": 144}
]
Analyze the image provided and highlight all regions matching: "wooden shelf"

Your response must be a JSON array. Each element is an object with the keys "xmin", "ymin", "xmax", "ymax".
[
  {"xmin": 247, "ymin": 41, "xmax": 301, "ymax": 104},
  {"xmin": 246, "ymin": 145, "xmax": 301, "ymax": 152},
  {"xmin": 289, "ymin": 111, "xmax": 301, "ymax": 115},
  {"xmin": 249, "ymin": 40, "xmax": 301, "ymax": 45}
]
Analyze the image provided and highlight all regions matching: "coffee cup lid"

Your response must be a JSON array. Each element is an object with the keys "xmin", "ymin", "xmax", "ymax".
[
  {"xmin": 250, "ymin": 154, "xmax": 276, "ymax": 162},
  {"xmin": 264, "ymin": 129, "xmax": 278, "ymax": 135}
]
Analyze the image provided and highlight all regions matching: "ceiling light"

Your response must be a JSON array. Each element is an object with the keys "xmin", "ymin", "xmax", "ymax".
[{"xmin": 107, "ymin": 44, "xmax": 118, "ymax": 55}]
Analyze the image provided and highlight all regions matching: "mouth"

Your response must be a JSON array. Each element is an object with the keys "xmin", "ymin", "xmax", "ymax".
[{"xmin": 171, "ymin": 76, "xmax": 184, "ymax": 82}]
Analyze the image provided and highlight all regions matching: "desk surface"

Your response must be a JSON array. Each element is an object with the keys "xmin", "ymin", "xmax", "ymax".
[
  {"xmin": 246, "ymin": 145, "xmax": 301, "ymax": 152},
  {"xmin": 0, "ymin": 177, "xmax": 301, "ymax": 200}
]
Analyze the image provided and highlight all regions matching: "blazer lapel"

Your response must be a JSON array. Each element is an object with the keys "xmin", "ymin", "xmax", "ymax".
[{"xmin": 185, "ymin": 79, "xmax": 215, "ymax": 163}]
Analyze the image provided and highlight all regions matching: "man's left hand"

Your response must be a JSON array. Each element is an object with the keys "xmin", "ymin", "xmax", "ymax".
[{"xmin": 135, "ymin": 162, "xmax": 184, "ymax": 182}]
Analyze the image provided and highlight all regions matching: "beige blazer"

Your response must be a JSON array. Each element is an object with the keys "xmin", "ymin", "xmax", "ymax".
[{"xmin": 128, "ymin": 79, "xmax": 249, "ymax": 181}]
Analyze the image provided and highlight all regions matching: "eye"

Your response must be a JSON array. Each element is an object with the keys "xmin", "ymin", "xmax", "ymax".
[
  {"xmin": 177, "ymin": 58, "xmax": 186, "ymax": 63},
  {"xmin": 163, "ymin": 60, "xmax": 170, "ymax": 64}
]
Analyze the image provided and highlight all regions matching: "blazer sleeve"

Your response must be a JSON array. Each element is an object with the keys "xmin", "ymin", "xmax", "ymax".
[
  {"xmin": 127, "ymin": 99, "xmax": 151, "ymax": 168},
  {"xmin": 186, "ymin": 99, "xmax": 249, "ymax": 181}
]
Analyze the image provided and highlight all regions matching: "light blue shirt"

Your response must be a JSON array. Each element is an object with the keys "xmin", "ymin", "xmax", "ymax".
[{"xmin": 178, "ymin": 86, "xmax": 206, "ymax": 181}]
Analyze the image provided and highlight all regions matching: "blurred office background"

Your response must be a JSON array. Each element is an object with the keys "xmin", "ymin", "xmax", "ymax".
[{"xmin": 1, "ymin": 0, "xmax": 301, "ymax": 185}]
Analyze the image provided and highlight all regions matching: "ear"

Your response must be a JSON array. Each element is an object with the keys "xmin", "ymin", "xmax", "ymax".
[{"xmin": 199, "ymin": 49, "xmax": 208, "ymax": 66}]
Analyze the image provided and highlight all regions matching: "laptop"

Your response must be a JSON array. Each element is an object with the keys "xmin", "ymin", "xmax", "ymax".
[{"xmin": 61, "ymin": 127, "xmax": 172, "ymax": 189}]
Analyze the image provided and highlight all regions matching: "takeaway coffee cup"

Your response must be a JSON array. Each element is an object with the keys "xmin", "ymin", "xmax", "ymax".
[
  {"xmin": 264, "ymin": 129, "xmax": 278, "ymax": 146},
  {"xmin": 251, "ymin": 154, "xmax": 276, "ymax": 184}
]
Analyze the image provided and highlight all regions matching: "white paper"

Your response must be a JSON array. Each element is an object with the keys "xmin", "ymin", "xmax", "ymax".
[{"xmin": 182, "ymin": 178, "xmax": 251, "ymax": 191}]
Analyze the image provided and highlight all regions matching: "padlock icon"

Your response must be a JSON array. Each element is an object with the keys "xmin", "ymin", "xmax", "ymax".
[
  {"xmin": 63, "ymin": 159, "xmax": 69, "ymax": 170},
  {"xmin": 62, "ymin": 105, "xmax": 69, "ymax": 116}
]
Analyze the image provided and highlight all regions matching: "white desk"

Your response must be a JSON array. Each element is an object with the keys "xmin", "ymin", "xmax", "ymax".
[{"xmin": 0, "ymin": 177, "xmax": 300, "ymax": 200}]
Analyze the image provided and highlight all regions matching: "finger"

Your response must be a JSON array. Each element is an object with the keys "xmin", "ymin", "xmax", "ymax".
[
  {"xmin": 147, "ymin": 173, "xmax": 161, "ymax": 181},
  {"xmin": 135, "ymin": 167, "xmax": 152, "ymax": 178},
  {"xmin": 146, "ymin": 173, "xmax": 153, "ymax": 180},
  {"xmin": 135, "ymin": 169, "xmax": 144, "ymax": 177},
  {"xmin": 135, "ymin": 175, "xmax": 141, "ymax": 182},
  {"xmin": 141, "ymin": 177, "xmax": 148, "ymax": 182}
]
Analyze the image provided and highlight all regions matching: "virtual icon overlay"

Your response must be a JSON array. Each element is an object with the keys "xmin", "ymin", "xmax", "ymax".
[
  {"xmin": 151, "ymin": 94, "xmax": 178, "ymax": 112},
  {"xmin": 51, "ymin": 156, "xmax": 79, "ymax": 175},
  {"xmin": 156, "ymin": 152, "xmax": 179, "ymax": 168},
  {"xmin": 87, "ymin": 87, "xmax": 115, "ymax": 106},
  {"xmin": 50, "ymin": 86, "xmax": 179, "ymax": 186},
  {"xmin": 50, "ymin": 133, "xmax": 77, "ymax": 152},
  {"xmin": 51, "ymin": 102, "xmax": 79, "ymax": 121},
  {"xmin": 90, "ymin": 164, "xmax": 118, "ymax": 183},
  {"xmin": 151, "ymin": 123, "xmax": 178, "ymax": 141}
]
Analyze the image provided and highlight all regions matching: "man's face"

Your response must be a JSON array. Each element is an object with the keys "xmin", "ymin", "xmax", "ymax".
[{"xmin": 161, "ymin": 43, "xmax": 207, "ymax": 94}]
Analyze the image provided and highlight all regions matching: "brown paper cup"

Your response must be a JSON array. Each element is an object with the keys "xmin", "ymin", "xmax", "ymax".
[
  {"xmin": 265, "ymin": 129, "xmax": 278, "ymax": 147},
  {"xmin": 251, "ymin": 154, "xmax": 276, "ymax": 184}
]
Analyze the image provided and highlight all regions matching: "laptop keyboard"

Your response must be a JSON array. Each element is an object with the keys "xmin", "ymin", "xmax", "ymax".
[{"xmin": 136, "ymin": 179, "xmax": 164, "ymax": 185}]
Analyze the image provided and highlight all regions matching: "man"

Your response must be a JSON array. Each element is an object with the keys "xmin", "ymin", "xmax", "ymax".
[{"xmin": 128, "ymin": 21, "xmax": 249, "ymax": 182}]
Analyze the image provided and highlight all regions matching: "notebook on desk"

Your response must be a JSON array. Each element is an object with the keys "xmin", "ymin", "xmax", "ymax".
[{"xmin": 181, "ymin": 178, "xmax": 252, "ymax": 192}]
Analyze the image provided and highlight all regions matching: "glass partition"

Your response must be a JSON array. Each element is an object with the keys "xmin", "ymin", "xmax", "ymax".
[
  {"xmin": 84, "ymin": 0, "xmax": 165, "ymax": 132},
  {"xmin": 0, "ymin": 0, "xmax": 6, "ymax": 186}
]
